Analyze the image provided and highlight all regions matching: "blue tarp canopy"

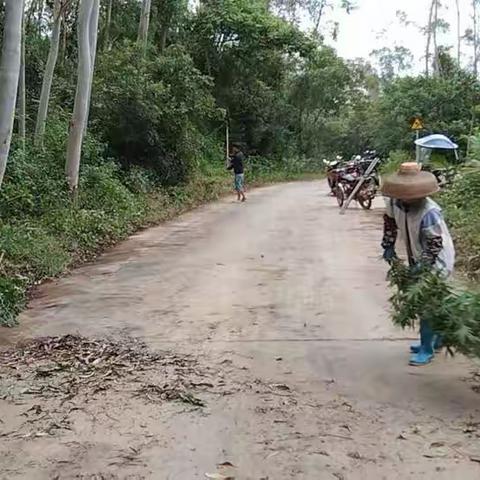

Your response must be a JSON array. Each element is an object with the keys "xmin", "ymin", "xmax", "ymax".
[{"xmin": 414, "ymin": 134, "xmax": 458, "ymax": 150}]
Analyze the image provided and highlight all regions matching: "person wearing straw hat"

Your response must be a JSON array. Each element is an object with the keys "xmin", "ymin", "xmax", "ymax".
[{"xmin": 381, "ymin": 162, "xmax": 455, "ymax": 366}]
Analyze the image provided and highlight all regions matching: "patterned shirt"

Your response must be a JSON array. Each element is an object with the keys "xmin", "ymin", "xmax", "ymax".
[{"xmin": 382, "ymin": 198, "xmax": 455, "ymax": 274}]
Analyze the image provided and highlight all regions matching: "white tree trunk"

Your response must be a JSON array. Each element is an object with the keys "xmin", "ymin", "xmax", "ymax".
[
  {"xmin": 37, "ymin": 0, "xmax": 44, "ymax": 35},
  {"xmin": 18, "ymin": 13, "xmax": 26, "ymax": 147},
  {"xmin": 84, "ymin": 0, "xmax": 100, "ymax": 134},
  {"xmin": 34, "ymin": 0, "xmax": 62, "ymax": 147},
  {"xmin": 425, "ymin": 0, "xmax": 435, "ymax": 76},
  {"xmin": 433, "ymin": 0, "xmax": 440, "ymax": 75},
  {"xmin": 474, "ymin": 0, "xmax": 479, "ymax": 77},
  {"xmin": 137, "ymin": 0, "xmax": 151, "ymax": 51},
  {"xmin": 0, "ymin": 0, "xmax": 24, "ymax": 188},
  {"xmin": 65, "ymin": 0, "xmax": 95, "ymax": 191},
  {"xmin": 456, "ymin": 0, "xmax": 461, "ymax": 66}
]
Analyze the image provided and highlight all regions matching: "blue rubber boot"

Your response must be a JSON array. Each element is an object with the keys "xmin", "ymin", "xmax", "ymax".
[
  {"xmin": 409, "ymin": 319, "xmax": 435, "ymax": 366},
  {"xmin": 410, "ymin": 335, "xmax": 442, "ymax": 354}
]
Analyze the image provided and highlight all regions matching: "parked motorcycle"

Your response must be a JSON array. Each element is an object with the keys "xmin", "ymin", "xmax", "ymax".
[
  {"xmin": 334, "ymin": 163, "xmax": 377, "ymax": 210},
  {"xmin": 323, "ymin": 157, "xmax": 343, "ymax": 194}
]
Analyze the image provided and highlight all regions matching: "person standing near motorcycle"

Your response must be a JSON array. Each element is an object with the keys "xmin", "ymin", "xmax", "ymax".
[{"xmin": 381, "ymin": 162, "xmax": 455, "ymax": 366}]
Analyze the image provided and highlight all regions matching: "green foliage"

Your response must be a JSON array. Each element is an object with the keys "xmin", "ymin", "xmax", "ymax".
[
  {"xmin": 380, "ymin": 150, "xmax": 412, "ymax": 175},
  {"xmin": 93, "ymin": 44, "xmax": 218, "ymax": 185},
  {"xmin": 371, "ymin": 46, "xmax": 413, "ymax": 81},
  {"xmin": 441, "ymin": 164, "xmax": 480, "ymax": 279},
  {"xmin": 388, "ymin": 260, "xmax": 480, "ymax": 358},
  {"xmin": 373, "ymin": 73, "xmax": 480, "ymax": 155},
  {"xmin": 187, "ymin": 0, "xmax": 316, "ymax": 155},
  {"xmin": 290, "ymin": 47, "xmax": 353, "ymax": 157},
  {"xmin": 0, "ymin": 276, "xmax": 26, "ymax": 327}
]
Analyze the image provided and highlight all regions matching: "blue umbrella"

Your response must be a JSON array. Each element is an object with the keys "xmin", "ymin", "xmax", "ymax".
[{"xmin": 414, "ymin": 134, "xmax": 458, "ymax": 150}]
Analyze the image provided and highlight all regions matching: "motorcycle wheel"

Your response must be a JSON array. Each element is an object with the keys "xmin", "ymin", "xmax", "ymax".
[
  {"xmin": 358, "ymin": 196, "xmax": 372, "ymax": 210},
  {"xmin": 335, "ymin": 186, "xmax": 344, "ymax": 207}
]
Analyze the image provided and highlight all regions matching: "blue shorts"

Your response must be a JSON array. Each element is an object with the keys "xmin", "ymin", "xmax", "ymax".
[{"xmin": 234, "ymin": 173, "xmax": 244, "ymax": 191}]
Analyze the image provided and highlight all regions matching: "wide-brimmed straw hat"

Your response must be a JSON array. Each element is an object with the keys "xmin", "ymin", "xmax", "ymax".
[{"xmin": 381, "ymin": 162, "xmax": 439, "ymax": 200}]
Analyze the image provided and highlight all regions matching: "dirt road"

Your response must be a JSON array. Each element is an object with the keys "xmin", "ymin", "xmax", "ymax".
[{"xmin": 1, "ymin": 182, "xmax": 480, "ymax": 479}]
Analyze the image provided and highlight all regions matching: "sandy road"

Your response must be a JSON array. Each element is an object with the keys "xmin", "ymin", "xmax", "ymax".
[{"xmin": 1, "ymin": 182, "xmax": 480, "ymax": 479}]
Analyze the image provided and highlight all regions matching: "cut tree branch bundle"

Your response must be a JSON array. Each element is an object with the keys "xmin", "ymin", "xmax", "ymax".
[{"xmin": 388, "ymin": 260, "xmax": 480, "ymax": 358}]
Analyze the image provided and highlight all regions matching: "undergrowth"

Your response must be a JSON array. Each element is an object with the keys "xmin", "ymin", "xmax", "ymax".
[{"xmin": 441, "ymin": 166, "xmax": 480, "ymax": 281}]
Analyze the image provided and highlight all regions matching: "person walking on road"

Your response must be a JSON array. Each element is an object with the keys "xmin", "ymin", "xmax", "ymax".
[
  {"xmin": 381, "ymin": 162, "xmax": 455, "ymax": 366},
  {"xmin": 228, "ymin": 144, "xmax": 246, "ymax": 202}
]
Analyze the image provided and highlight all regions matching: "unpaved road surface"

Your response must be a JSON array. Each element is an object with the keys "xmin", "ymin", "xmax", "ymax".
[{"xmin": 1, "ymin": 182, "xmax": 480, "ymax": 480}]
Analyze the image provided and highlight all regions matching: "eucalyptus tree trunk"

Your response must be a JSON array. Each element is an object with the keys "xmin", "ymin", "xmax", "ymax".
[
  {"xmin": 18, "ymin": 13, "xmax": 26, "ymax": 148},
  {"xmin": 84, "ymin": 0, "xmax": 100, "ymax": 133},
  {"xmin": 65, "ymin": 0, "xmax": 98, "ymax": 192},
  {"xmin": 432, "ymin": 0, "xmax": 440, "ymax": 75},
  {"xmin": 137, "ymin": 0, "xmax": 151, "ymax": 52},
  {"xmin": 160, "ymin": 23, "xmax": 168, "ymax": 52},
  {"xmin": 425, "ymin": 0, "xmax": 435, "ymax": 76},
  {"xmin": 474, "ymin": 0, "xmax": 479, "ymax": 77},
  {"xmin": 0, "ymin": 0, "xmax": 24, "ymax": 188},
  {"xmin": 456, "ymin": 0, "xmax": 461, "ymax": 66},
  {"xmin": 104, "ymin": 0, "xmax": 112, "ymax": 51},
  {"xmin": 312, "ymin": 0, "xmax": 328, "ymax": 35},
  {"xmin": 37, "ymin": 0, "xmax": 44, "ymax": 35},
  {"xmin": 34, "ymin": 0, "xmax": 63, "ymax": 147}
]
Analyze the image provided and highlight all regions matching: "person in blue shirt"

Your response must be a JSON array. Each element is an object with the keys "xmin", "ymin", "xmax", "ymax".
[{"xmin": 381, "ymin": 163, "xmax": 455, "ymax": 366}]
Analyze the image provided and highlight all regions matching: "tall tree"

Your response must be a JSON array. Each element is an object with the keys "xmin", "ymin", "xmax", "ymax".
[
  {"xmin": 34, "ymin": 0, "xmax": 63, "ymax": 146},
  {"xmin": 65, "ymin": 0, "xmax": 100, "ymax": 192},
  {"xmin": 137, "ymin": 0, "xmax": 151, "ymax": 51},
  {"xmin": 84, "ymin": 0, "xmax": 100, "ymax": 132},
  {"xmin": 433, "ymin": 0, "xmax": 440, "ymax": 75},
  {"xmin": 371, "ymin": 46, "xmax": 413, "ymax": 81},
  {"xmin": 17, "ymin": 12, "xmax": 26, "ymax": 148},
  {"xmin": 103, "ymin": 0, "xmax": 112, "ymax": 51},
  {"xmin": 474, "ymin": 0, "xmax": 479, "ymax": 76},
  {"xmin": 425, "ymin": 0, "xmax": 435, "ymax": 76},
  {"xmin": 0, "ymin": 0, "xmax": 24, "ymax": 188},
  {"xmin": 267, "ymin": 0, "xmax": 355, "ymax": 34},
  {"xmin": 455, "ymin": 0, "xmax": 461, "ymax": 66},
  {"xmin": 156, "ymin": 0, "xmax": 187, "ymax": 52}
]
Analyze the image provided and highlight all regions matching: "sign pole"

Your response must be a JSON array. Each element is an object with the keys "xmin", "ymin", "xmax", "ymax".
[
  {"xmin": 225, "ymin": 119, "xmax": 230, "ymax": 169},
  {"xmin": 415, "ymin": 130, "xmax": 420, "ymax": 164}
]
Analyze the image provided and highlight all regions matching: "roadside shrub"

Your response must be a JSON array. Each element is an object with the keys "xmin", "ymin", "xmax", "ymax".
[
  {"xmin": 380, "ymin": 150, "xmax": 412, "ymax": 175},
  {"xmin": 442, "ymin": 167, "xmax": 480, "ymax": 278},
  {"xmin": 0, "ymin": 223, "xmax": 69, "ymax": 280},
  {"xmin": 0, "ymin": 276, "xmax": 27, "ymax": 327}
]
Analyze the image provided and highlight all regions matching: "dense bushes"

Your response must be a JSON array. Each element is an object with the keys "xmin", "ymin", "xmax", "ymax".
[
  {"xmin": 442, "ymin": 167, "xmax": 480, "ymax": 279},
  {"xmin": 92, "ymin": 45, "xmax": 219, "ymax": 185}
]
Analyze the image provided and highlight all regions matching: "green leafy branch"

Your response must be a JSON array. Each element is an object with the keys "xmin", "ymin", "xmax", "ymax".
[{"xmin": 388, "ymin": 260, "xmax": 480, "ymax": 358}]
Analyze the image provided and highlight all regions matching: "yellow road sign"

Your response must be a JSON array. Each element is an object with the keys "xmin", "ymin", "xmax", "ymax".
[{"xmin": 411, "ymin": 117, "xmax": 424, "ymax": 130}]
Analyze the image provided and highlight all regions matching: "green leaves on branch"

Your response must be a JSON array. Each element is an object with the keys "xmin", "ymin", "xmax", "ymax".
[{"xmin": 388, "ymin": 260, "xmax": 480, "ymax": 358}]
